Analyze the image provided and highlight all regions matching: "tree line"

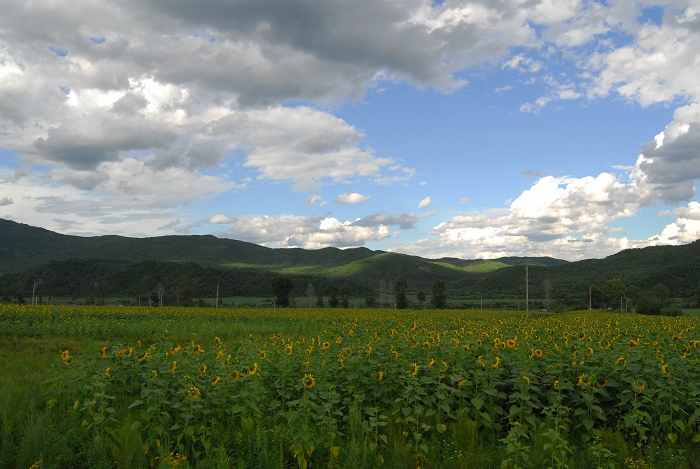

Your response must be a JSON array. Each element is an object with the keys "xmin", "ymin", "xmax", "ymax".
[{"xmin": 271, "ymin": 276, "xmax": 449, "ymax": 309}]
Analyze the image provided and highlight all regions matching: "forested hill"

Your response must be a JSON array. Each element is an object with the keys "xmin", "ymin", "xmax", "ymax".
[{"xmin": 1, "ymin": 218, "xmax": 699, "ymax": 304}]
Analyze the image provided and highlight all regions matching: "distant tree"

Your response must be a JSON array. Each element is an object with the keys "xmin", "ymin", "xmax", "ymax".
[
  {"xmin": 339, "ymin": 284, "xmax": 351, "ymax": 308},
  {"xmin": 326, "ymin": 283, "xmax": 339, "ymax": 307},
  {"xmin": 154, "ymin": 282, "xmax": 166, "ymax": 307},
  {"xmin": 306, "ymin": 282, "xmax": 315, "ymax": 308},
  {"xmin": 378, "ymin": 279, "xmax": 386, "ymax": 307},
  {"xmin": 31, "ymin": 274, "xmax": 44, "ymax": 306},
  {"xmin": 432, "ymin": 279, "xmax": 447, "ymax": 308},
  {"xmin": 636, "ymin": 293, "xmax": 662, "ymax": 315},
  {"xmin": 696, "ymin": 280, "xmax": 700, "ymax": 307},
  {"xmin": 316, "ymin": 292, "xmax": 325, "ymax": 307},
  {"xmin": 626, "ymin": 285, "xmax": 641, "ymax": 306},
  {"xmin": 180, "ymin": 286, "xmax": 193, "ymax": 307},
  {"xmin": 387, "ymin": 281, "xmax": 395, "ymax": 308},
  {"xmin": 590, "ymin": 285, "xmax": 604, "ymax": 309},
  {"xmin": 604, "ymin": 278, "xmax": 626, "ymax": 310},
  {"xmin": 365, "ymin": 295, "xmax": 376, "ymax": 307},
  {"xmin": 271, "ymin": 276, "xmax": 293, "ymax": 307},
  {"xmin": 416, "ymin": 290, "xmax": 427, "ymax": 307},
  {"xmin": 16, "ymin": 295, "xmax": 25, "ymax": 305},
  {"xmin": 543, "ymin": 279, "xmax": 553, "ymax": 311},
  {"xmin": 651, "ymin": 283, "xmax": 670, "ymax": 303},
  {"xmin": 395, "ymin": 277, "xmax": 408, "ymax": 309}
]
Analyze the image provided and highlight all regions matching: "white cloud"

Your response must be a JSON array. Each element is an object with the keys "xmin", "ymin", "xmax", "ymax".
[
  {"xmin": 334, "ymin": 192, "xmax": 370, "ymax": 204},
  {"xmin": 393, "ymin": 171, "xmax": 654, "ymax": 261},
  {"xmin": 306, "ymin": 194, "xmax": 327, "ymax": 206},
  {"xmin": 651, "ymin": 201, "xmax": 700, "ymax": 244},
  {"xmin": 588, "ymin": 7, "xmax": 700, "ymax": 106},
  {"xmin": 2, "ymin": 0, "xmax": 700, "ymax": 261},
  {"xmin": 634, "ymin": 102, "xmax": 700, "ymax": 203},
  {"xmin": 418, "ymin": 196, "xmax": 433, "ymax": 209},
  {"xmin": 212, "ymin": 214, "xmax": 393, "ymax": 249}
]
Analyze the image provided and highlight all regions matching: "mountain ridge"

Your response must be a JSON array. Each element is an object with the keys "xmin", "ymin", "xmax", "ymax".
[{"xmin": 1, "ymin": 218, "xmax": 699, "ymax": 306}]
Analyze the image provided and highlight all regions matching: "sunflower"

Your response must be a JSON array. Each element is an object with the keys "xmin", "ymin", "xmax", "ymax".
[
  {"xmin": 661, "ymin": 363, "xmax": 671, "ymax": 376},
  {"xmin": 411, "ymin": 362, "xmax": 419, "ymax": 376},
  {"xmin": 322, "ymin": 341, "xmax": 331, "ymax": 350},
  {"xmin": 100, "ymin": 346, "xmax": 107, "ymax": 358},
  {"xmin": 248, "ymin": 362, "xmax": 260, "ymax": 376},
  {"xmin": 187, "ymin": 386, "xmax": 201, "ymax": 400},
  {"xmin": 198, "ymin": 365, "xmax": 207, "ymax": 377},
  {"xmin": 522, "ymin": 375, "xmax": 530, "ymax": 385},
  {"xmin": 302, "ymin": 373, "xmax": 316, "ymax": 389},
  {"xmin": 211, "ymin": 376, "xmax": 221, "ymax": 386},
  {"xmin": 285, "ymin": 344, "xmax": 293, "ymax": 356},
  {"xmin": 378, "ymin": 371, "xmax": 383, "ymax": 381},
  {"xmin": 506, "ymin": 339, "xmax": 516, "ymax": 348},
  {"xmin": 231, "ymin": 370, "xmax": 241, "ymax": 381},
  {"xmin": 457, "ymin": 379, "xmax": 468, "ymax": 388},
  {"xmin": 531, "ymin": 349, "xmax": 543, "ymax": 359},
  {"xmin": 171, "ymin": 361, "xmax": 177, "ymax": 373},
  {"xmin": 61, "ymin": 350, "xmax": 72, "ymax": 365},
  {"xmin": 105, "ymin": 367, "xmax": 111, "ymax": 379},
  {"xmin": 493, "ymin": 338, "xmax": 502, "ymax": 347}
]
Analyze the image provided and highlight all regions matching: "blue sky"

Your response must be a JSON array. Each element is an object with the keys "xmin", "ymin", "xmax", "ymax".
[{"xmin": 1, "ymin": 0, "xmax": 699, "ymax": 261}]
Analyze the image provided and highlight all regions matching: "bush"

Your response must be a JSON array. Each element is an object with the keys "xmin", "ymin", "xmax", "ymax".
[
  {"xmin": 660, "ymin": 304, "xmax": 684, "ymax": 317},
  {"xmin": 635, "ymin": 295, "xmax": 662, "ymax": 315}
]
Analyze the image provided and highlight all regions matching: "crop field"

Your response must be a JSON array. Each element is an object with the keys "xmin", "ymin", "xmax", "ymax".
[{"xmin": 1, "ymin": 305, "xmax": 700, "ymax": 468}]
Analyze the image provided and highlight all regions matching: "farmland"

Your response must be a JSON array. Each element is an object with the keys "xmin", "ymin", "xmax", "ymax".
[{"xmin": 1, "ymin": 305, "xmax": 700, "ymax": 468}]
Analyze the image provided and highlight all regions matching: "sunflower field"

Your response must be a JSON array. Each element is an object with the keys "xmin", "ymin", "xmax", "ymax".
[{"xmin": 2, "ymin": 304, "xmax": 700, "ymax": 468}]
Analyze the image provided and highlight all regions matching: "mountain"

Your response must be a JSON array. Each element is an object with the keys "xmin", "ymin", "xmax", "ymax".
[{"xmin": 1, "ymin": 218, "xmax": 699, "ymax": 306}]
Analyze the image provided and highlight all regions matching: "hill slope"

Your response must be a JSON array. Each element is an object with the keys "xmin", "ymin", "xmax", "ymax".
[{"xmin": 2, "ymin": 218, "xmax": 699, "ymax": 304}]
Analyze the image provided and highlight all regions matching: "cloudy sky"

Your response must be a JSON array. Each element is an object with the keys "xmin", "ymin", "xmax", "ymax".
[{"xmin": 2, "ymin": 0, "xmax": 700, "ymax": 261}]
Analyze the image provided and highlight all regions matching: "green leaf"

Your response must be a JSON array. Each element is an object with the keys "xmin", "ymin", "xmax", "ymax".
[{"xmin": 128, "ymin": 399, "xmax": 143, "ymax": 409}]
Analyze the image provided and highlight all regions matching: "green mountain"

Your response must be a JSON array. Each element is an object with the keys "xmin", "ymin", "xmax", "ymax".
[{"xmin": 1, "ymin": 218, "xmax": 699, "ymax": 307}]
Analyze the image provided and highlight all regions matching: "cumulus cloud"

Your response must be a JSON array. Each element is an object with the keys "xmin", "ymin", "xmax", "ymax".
[
  {"xmin": 633, "ymin": 102, "xmax": 700, "ymax": 203},
  {"xmin": 306, "ymin": 194, "xmax": 327, "ymax": 206},
  {"xmin": 651, "ymin": 201, "xmax": 700, "ymax": 245},
  {"xmin": 418, "ymin": 196, "xmax": 433, "ymax": 209},
  {"xmin": 211, "ymin": 214, "xmax": 393, "ymax": 249},
  {"xmin": 352, "ymin": 212, "xmax": 423, "ymax": 230},
  {"xmin": 334, "ymin": 192, "xmax": 370, "ymax": 204},
  {"xmin": 391, "ymin": 171, "xmax": 654, "ymax": 261},
  {"xmin": 1, "ymin": 0, "xmax": 700, "ymax": 260}
]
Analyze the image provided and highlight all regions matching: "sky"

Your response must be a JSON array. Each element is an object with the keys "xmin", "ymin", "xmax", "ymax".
[{"xmin": 1, "ymin": 0, "xmax": 700, "ymax": 262}]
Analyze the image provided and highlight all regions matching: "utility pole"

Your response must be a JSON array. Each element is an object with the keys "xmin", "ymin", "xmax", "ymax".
[
  {"xmin": 589, "ymin": 286, "xmax": 592, "ymax": 313},
  {"xmin": 215, "ymin": 282, "xmax": 219, "ymax": 309},
  {"xmin": 526, "ymin": 263, "xmax": 531, "ymax": 319}
]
